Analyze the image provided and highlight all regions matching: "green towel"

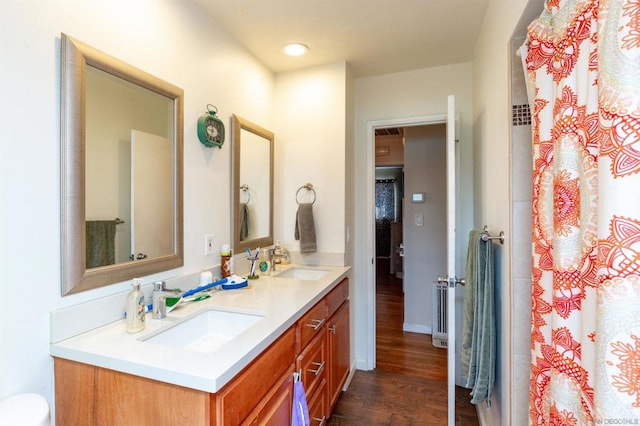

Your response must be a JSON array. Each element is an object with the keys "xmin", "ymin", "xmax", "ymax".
[
  {"xmin": 239, "ymin": 203, "xmax": 249, "ymax": 241},
  {"xmin": 461, "ymin": 229, "xmax": 482, "ymax": 377},
  {"xmin": 461, "ymin": 229, "xmax": 495, "ymax": 406},
  {"xmin": 86, "ymin": 220, "xmax": 116, "ymax": 268}
]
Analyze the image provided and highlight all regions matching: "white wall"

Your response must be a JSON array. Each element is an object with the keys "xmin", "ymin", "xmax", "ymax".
[
  {"xmin": 402, "ymin": 124, "xmax": 446, "ymax": 333},
  {"xmin": 1, "ymin": 2, "xmax": 352, "ymax": 416},
  {"xmin": 274, "ymin": 62, "xmax": 348, "ymax": 265},
  {"xmin": 472, "ymin": 1, "xmax": 531, "ymax": 424},
  {"xmin": 352, "ymin": 63, "xmax": 474, "ymax": 369},
  {"xmin": 0, "ymin": 0, "xmax": 276, "ymax": 411}
]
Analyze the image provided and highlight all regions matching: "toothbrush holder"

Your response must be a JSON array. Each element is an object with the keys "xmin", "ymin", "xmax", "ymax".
[{"xmin": 246, "ymin": 254, "xmax": 260, "ymax": 279}]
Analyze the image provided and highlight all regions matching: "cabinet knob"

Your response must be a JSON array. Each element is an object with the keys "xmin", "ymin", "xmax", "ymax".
[{"xmin": 328, "ymin": 324, "xmax": 336, "ymax": 334}]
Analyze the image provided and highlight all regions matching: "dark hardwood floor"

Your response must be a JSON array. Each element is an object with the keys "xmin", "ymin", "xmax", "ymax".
[{"xmin": 328, "ymin": 259, "xmax": 479, "ymax": 425}]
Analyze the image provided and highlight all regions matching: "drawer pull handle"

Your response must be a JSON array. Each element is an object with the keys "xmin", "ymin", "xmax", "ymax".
[
  {"xmin": 308, "ymin": 361, "xmax": 325, "ymax": 376},
  {"xmin": 313, "ymin": 416, "xmax": 326, "ymax": 426},
  {"xmin": 305, "ymin": 318, "xmax": 325, "ymax": 330},
  {"xmin": 328, "ymin": 324, "xmax": 336, "ymax": 334}
]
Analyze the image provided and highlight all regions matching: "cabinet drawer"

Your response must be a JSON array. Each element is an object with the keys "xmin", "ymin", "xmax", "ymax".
[
  {"xmin": 297, "ymin": 300, "xmax": 327, "ymax": 352},
  {"xmin": 296, "ymin": 331, "xmax": 326, "ymax": 398},
  {"xmin": 217, "ymin": 327, "xmax": 296, "ymax": 425},
  {"xmin": 307, "ymin": 379, "xmax": 328, "ymax": 426},
  {"xmin": 326, "ymin": 278, "xmax": 348, "ymax": 318}
]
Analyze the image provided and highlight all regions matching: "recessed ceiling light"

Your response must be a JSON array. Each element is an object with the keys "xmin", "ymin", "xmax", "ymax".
[{"xmin": 283, "ymin": 43, "xmax": 308, "ymax": 57}]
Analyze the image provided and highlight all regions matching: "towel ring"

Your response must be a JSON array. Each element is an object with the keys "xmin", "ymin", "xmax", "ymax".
[
  {"xmin": 240, "ymin": 184, "xmax": 250, "ymax": 204},
  {"xmin": 296, "ymin": 183, "xmax": 316, "ymax": 205}
]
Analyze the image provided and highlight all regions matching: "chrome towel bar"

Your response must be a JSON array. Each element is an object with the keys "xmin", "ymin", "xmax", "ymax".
[{"xmin": 481, "ymin": 225, "xmax": 504, "ymax": 244}]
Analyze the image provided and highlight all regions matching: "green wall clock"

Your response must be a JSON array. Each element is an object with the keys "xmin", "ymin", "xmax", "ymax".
[{"xmin": 197, "ymin": 104, "xmax": 225, "ymax": 148}]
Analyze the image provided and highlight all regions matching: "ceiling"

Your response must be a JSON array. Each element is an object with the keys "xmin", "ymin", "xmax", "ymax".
[{"xmin": 194, "ymin": 0, "xmax": 490, "ymax": 78}]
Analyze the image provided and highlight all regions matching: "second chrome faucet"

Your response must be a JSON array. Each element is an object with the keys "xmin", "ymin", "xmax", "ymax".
[{"xmin": 268, "ymin": 241, "xmax": 290, "ymax": 272}]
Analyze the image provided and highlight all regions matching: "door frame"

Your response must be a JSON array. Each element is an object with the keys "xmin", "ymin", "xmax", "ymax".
[{"xmin": 365, "ymin": 113, "xmax": 455, "ymax": 370}]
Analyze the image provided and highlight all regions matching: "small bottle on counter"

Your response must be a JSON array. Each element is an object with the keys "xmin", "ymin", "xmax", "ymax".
[
  {"xmin": 221, "ymin": 244, "xmax": 232, "ymax": 278},
  {"xmin": 259, "ymin": 248, "xmax": 271, "ymax": 274},
  {"xmin": 125, "ymin": 278, "xmax": 146, "ymax": 333}
]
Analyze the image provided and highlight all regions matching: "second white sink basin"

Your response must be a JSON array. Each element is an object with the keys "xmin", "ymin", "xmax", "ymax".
[
  {"xmin": 143, "ymin": 308, "xmax": 264, "ymax": 353},
  {"xmin": 275, "ymin": 267, "xmax": 329, "ymax": 280}
]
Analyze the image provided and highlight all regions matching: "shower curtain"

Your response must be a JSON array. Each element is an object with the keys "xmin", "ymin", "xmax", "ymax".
[{"xmin": 523, "ymin": 0, "xmax": 640, "ymax": 424}]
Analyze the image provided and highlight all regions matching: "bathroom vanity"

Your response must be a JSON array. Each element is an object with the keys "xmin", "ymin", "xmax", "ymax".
[{"xmin": 51, "ymin": 265, "xmax": 350, "ymax": 425}]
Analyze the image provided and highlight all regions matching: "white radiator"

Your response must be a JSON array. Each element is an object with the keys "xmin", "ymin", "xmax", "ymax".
[{"xmin": 432, "ymin": 281, "xmax": 448, "ymax": 348}]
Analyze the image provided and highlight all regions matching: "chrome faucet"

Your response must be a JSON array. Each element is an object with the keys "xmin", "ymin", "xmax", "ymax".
[
  {"xmin": 151, "ymin": 281, "xmax": 180, "ymax": 319},
  {"xmin": 268, "ymin": 247, "xmax": 290, "ymax": 272}
]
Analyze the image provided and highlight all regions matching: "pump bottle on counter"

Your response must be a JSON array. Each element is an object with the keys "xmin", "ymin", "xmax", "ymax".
[{"xmin": 125, "ymin": 278, "xmax": 145, "ymax": 333}]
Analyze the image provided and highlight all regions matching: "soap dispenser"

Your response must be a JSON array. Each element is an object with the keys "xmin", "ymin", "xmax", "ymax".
[{"xmin": 125, "ymin": 278, "xmax": 146, "ymax": 333}]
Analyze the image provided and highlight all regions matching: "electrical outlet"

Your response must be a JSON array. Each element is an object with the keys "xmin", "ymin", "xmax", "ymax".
[{"xmin": 205, "ymin": 234, "xmax": 214, "ymax": 255}]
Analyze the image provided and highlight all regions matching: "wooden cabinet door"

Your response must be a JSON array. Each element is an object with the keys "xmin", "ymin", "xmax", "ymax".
[
  {"xmin": 307, "ymin": 378, "xmax": 328, "ymax": 426},
  {"xmin": 327, "ymin": 301, "xmax": 350, "ymax": 411},
  {"xmin": 217, "ymin": 327, "xmax": 295, "ymax": 425},
  {"xmin": 95, "ymin": 367, "xmax": 212, "ymax": 425},
  {"xmin": 54, "ymin": 358, "xmax": 96, "ymax": 426},
  {"xmin": 54, "ymin": 358, "xmax": 214, "ymax": 426},
  {"xmin": 256, "ymin": 370, "xmax": 294, "ymax": 426}
]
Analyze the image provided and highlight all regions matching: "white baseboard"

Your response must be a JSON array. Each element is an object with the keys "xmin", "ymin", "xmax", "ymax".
[
  {"xmin": 355, "ymin": 358, "xmax": 370, "ymax": 371},
  {"xmin": 342, "ymin": 360, "xmax": 358, "ymax": 391},
  {"xmin": 402, "ymin": 323, "xmax": 432, "ymax": 334}
]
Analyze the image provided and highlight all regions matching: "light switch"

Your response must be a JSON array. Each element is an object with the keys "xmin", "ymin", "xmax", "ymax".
[{"xmin": 415, "ymin": 214, "xmax": 423, "ymax": 227}]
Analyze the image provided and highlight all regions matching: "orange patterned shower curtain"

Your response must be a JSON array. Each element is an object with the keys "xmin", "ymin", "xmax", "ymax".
[{"xmin": 524, "ymin": 0, "xmax": 640, "ymax": 424}]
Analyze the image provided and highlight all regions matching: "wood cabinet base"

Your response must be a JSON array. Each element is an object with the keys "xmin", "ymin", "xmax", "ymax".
[
  {"xmin": 54, "ymin": 278, "xmax": 350, "ymax": 425},
  {"xmin": 54, "ymin": 358, "xmax": 214, "ymax": 425}
]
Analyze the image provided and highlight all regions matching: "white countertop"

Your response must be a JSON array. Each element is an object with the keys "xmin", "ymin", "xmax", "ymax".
[{"xmin": 50, "ymin": 265, "xmax": 350, "ymax": 393}]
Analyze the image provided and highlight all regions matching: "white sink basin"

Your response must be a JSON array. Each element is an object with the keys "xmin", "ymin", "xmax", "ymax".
[
  {"xmin": 275, "ymin": 267, "xmax": 329, "ymax": 280},
  {"xmin": 143, "ymin": 308, "xmax": 264, "ymax": 353}
]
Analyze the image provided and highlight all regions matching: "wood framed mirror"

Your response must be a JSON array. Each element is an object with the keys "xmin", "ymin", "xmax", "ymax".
[
  {"xmin": 232, "ymin": 114, "xmax": 274, "ymax": 253},
  {"xmin": 61, "ymin": 34, "xmax": 183, "ymax": 295}
]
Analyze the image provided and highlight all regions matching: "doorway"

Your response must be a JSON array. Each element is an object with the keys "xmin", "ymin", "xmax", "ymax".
[
  {"xmin": 365, "ymin": 114, "xmax": 453, "ymax": 368},
  {"xmin": 367, "ymin": 119, "xmax": 478, "ymax": 424},
  {"xmin": 373, "ymin": 122, "xmax": 448, "ymax": 365},
  {"xmin": 363, "ymin": 107, "xmax": 473, "ymax": 421}
]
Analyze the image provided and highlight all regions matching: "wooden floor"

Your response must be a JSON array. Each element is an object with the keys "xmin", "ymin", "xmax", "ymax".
[{"xmin": 328, "ymin": 259, "xmax": 479, "ymax": 425}]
